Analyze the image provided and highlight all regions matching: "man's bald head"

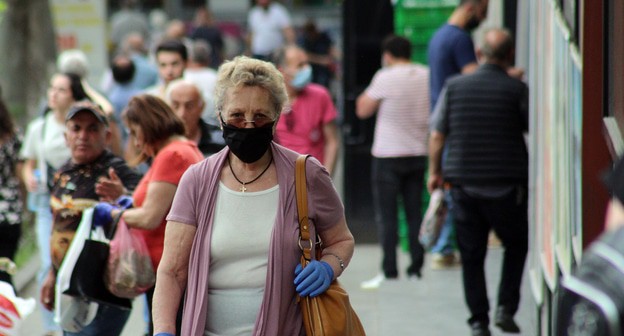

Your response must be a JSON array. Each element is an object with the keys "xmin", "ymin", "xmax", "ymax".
[
  {"xmin": 480, "ymin": 28, "xmax": 514, "ymax": 65},
  {"xmin": 166, "ymin": 79, "xmax": 203, "ymax": 100},
  {"xmin": 166, "ymin": 80, "xmax": 205, "ymax": 138}
]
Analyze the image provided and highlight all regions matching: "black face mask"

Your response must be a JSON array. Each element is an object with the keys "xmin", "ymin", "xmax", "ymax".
[
  {"xmin": 222, "ymin": 123, "xmax": 274, "ymax": 163},
  {"xmin": 464, "ymin": 15, "xmax": 481, "ymax": 32}
]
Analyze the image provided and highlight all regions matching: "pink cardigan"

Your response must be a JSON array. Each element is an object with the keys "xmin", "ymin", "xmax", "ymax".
[{"xmin": 166, "ymin": 142, "xmax": 344, "ymax": 335}]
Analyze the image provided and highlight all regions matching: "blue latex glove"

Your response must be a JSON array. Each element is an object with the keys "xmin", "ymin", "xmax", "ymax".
[
  {"xmin": 154, "ymin": 333, "xmax": 174, "ymax": 336},
  {"xmin": 115, "ymin": 195, "xmax": 133, "ymax": 210},
  {"xmin": 294, "ymin": 260, "xmax": 334, "ymax": 297},
  {"xmin": 93, "ymin": 202, "xmax": 115, "ymax": 227}
]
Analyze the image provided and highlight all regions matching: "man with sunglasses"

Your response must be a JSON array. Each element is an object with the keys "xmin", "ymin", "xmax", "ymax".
[{"xmin": 273, "ymin": 45, "xmax": 339, "ymax": 175}]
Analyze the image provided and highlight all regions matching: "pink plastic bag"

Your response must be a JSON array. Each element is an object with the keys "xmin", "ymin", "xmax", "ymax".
[{"xmin": 104, "ymin": 218, "xmax": 155, "ymax": 298}]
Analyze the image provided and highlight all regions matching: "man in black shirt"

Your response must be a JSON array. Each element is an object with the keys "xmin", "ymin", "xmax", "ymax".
[{"xmin": 428, "ymin": 28, "xmax": 529, "ymax": 336}]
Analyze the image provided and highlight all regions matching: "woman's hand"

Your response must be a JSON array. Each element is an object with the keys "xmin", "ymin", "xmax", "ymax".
[
  {"xmin": 26, "ymin": 174, "xmax": 39, "ymax": 193},
  {"xmin": 115, "ymin": 195, "xmax": 133, "ymax": 209},
  {"xmin": 93, "ymin": 202, "xmax": 115, "ymax": 227},
  {"xmin": 294, "ymin": 260, "xmax": 334, "ymax": 297},
  {"xmin": 23, "ymin": 160, "xmax": 39, "ymax": 193}
]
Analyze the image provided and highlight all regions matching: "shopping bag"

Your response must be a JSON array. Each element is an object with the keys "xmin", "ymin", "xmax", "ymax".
[
  {"xmin": 55, "ymin": 207, "xmax": 100, "ymax": 332},
  {"xmin": 55, "ymin": 295, "xmax": 99, "ymax": 333},
  {"xmin": 57, "ymin": 208, "xmax": 131, "ymax": 312},
  {"xmin": 105, "ymin": 218, "xmax": 155, "ymax": 298},
  {"xmin": 419, "ymin": 189, "xmax": 447, "ymax": 250},
  {"xmin": 0, "ymin": 281, "xmax": 36, "ymax": 336}
]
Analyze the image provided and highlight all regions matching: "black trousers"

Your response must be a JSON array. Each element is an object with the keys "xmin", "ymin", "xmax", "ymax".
[
  {"xmin": 0, "ymin": 223, "xmax": 21, "ymax": 287},
  {"xmin": 450, "ymin": 186, "xmax": 528, "ymax": 325},
  {"xmin": 371, "ymin": 156, "xmax": 426, "ymax": 277}
]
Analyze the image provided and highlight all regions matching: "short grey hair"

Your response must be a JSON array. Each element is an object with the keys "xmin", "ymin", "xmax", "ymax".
[
  {"xmin": 57, "ymin": 49, "xmax": 89, "ymax": 78},
  {"xmin": 270, "ymin": 45, "xmax": 304, "ymax": 68},
  {"xmin": 165, "ymin": 79, "xmax": 205, "ymax": 105},
  {"xmin": 215, "ymin": 56, "xmax": 287, "ymax": 119},
  {"xmin": 480, "ymin": 28, "xmax": 514, "ymax": 62},
  {"xmin": 190, "ymin": 40, "xmax": 212, "ymax": 66}
]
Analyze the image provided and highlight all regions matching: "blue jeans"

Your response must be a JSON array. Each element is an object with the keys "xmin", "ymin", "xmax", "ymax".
[
  {"xmin": 63, "ymin": 304, "xmax": 131, "ymax": 336},
  {"xmin": 32, "ymin": 192, "xmax": 60, "ymax": 332},
  {"xmin": 429, "ymin": 190, "xmax": 456, "ymax": 255},
  {"xmin": 371, "ymin": 157, "xmax": 426, "ymax": 277}
]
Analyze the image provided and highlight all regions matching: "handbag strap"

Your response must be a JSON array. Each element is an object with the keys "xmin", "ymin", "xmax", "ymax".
[{"xmin": 295, "ymin": 155, "xmax": 312, "ymax": 261}]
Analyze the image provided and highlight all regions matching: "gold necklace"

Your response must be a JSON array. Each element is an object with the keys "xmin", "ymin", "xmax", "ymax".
[{"xmin": 227, "ymin": 155, "xmax": 273, "ymax": 192}]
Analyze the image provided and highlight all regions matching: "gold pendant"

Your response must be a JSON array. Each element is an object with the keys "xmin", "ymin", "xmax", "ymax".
[{"xmin": 240, "ymin": 184, "xmax": 247, "ymax": 192}]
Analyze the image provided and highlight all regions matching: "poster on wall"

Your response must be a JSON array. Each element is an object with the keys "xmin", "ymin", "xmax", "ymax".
[
  {"xmin": 554, "ymin": 13, "xmax": 573, "ymax": 277},
  {"xmin": 539, "ymin": 1, "xmax": 557, "ymax": 291},
  {"xmin": 570, "ymin": 53, "xmax": 583, "ymax": 263},
  {"xmin": 50, "ymin": 0, "xmax": 107, "ymax": 85},
  {"xmin": 526, "ymin": 0, "xmax": 545, "ymax": 305},
  {"xmin": 525, "ymin": 0, "xmax": 584, "ymax": 303}
]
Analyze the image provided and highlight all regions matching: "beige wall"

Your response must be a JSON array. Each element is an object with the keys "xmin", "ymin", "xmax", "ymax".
[{"xmin": 472, "ymin": 0, "xmax": 503, "ymax": 47}]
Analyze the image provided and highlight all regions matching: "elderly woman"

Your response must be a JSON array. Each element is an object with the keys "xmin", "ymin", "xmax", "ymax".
[
  {"xmin": 94, "ymin": 94, "xmax": 204, "ymax": 334},
  {"xmin": 152, "ymin": 56, "xmax": 355, "ymax": 336}
]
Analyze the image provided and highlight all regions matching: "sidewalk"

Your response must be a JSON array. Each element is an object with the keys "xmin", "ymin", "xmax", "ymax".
[
  {"xmin": 342, "ymin": 245, "xmax": 537, "ymax": 336},
  {"xmin": 18, "ymin": 244, "xmax": 536, "ymax": 335}
]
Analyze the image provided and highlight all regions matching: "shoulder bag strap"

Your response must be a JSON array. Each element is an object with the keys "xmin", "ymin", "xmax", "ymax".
[{"xmin": 296, "ymin": 154, "xmax": 312, "ymax": 261}]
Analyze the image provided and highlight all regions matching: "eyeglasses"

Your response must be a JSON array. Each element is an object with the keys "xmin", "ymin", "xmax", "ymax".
[{"xmin": 220, "ymin": 113, "xmax": 276, "ymax": 128}]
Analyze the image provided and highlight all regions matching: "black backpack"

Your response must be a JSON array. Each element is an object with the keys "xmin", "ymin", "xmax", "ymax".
[{"xmin": 555, "ymin": 227, "xmax": 624, "ymax": 335}]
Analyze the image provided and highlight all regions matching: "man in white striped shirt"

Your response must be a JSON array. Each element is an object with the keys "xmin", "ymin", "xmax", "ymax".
[{"xmin": 356, "ymin": 34, "xmax": 430, "ymax": 289}]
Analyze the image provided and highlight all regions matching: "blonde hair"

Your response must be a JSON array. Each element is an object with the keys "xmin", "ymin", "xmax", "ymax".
[{"xmin": 215, "ymin": 56, "xmax": 288, "ymax": 119}]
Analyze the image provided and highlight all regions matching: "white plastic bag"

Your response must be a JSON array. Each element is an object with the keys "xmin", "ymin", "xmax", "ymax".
[
  {"xmin": 419, "ymin": 189, "xmax": 447, "ymax": 249},
  {"xmin": 55, "ymin": 208, "xmax": 99, "ymax": 332},
  {"xmin": 0, "ymin": 281, "xmax": 36, "ymax": 336}
]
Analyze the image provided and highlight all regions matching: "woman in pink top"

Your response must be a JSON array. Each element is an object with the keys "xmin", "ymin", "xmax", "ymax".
[{"xmin": 151, "ymin": 56, "xmax": 356, "ymax": 336}]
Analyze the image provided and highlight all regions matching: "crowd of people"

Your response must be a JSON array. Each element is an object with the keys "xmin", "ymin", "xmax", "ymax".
[
  {"xmin": 1, "ymin": 0, "xmax": 612, "ymax": 336},
  {"xmin": 0, "ymin": 1, "xmax": 342, "ymax": 335}
]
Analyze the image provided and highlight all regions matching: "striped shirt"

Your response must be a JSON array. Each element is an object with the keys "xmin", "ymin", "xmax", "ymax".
[{"xmin": 365, "ymin": 63, "xmax": 430, "ymax": 158}]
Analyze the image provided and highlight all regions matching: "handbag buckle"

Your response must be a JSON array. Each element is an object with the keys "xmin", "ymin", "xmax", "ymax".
[{"xmin": 298, "ymin": 237, "xmax": 313, "ymax": 252}]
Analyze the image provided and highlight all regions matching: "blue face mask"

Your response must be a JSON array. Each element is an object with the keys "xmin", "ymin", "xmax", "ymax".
[{"xmin": 291, "ymin": 65, "xmax": 312, "ymax": 90}]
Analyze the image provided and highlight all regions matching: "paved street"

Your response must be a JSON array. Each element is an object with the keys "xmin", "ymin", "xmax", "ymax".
[{"xmin": 17, "ymin": 244, "xmax": 536, "ymax": 335}]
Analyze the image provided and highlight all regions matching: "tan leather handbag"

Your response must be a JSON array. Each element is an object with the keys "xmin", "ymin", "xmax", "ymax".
[{"xmin": 295, "ymin": 155, "xmax": 366, "ymax": 336}]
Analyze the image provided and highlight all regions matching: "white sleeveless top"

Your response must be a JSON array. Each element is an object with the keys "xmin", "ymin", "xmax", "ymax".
[{"xmin": 205, "ymin": 182, "xmax": 279, "ymax": 335}]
